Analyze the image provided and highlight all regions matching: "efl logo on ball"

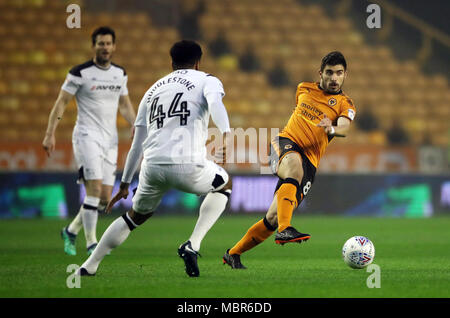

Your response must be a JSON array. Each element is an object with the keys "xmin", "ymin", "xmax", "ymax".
[{"xmin": 342, "ymin": 236, "xmax": 375, "ymax": 269}]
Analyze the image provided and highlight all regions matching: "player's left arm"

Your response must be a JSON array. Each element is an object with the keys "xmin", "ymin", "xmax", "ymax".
[
  {"xmin": 327, "ymin": 116, "xmax": 352, "ymax": 137},
  {"xmin": 332, "ymin": 116, "xmax": 351, "ymax": 137},
  {"xmin": 318, "ymin": 115, "xmax": 351, "ymax": 137},
  {"xmin": 118, "ymin": 95, "xmax": 137, "ymax": 138},
  {"xmin": 319, "ymin": 98, "xmax": 355, "ymax": 137}
]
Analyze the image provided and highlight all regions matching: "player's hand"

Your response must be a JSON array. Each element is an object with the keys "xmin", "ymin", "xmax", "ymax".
[
  {"xmin": 42, "ymin": 134, "xmax": 56, "ymax": 157},
  {"xmin": 215, "ymin": 132, "xmax": 231, "ymax": 165},
  {"xmin": 318, "ymin": 114, "xmax": 332, "ymax": 128},
  {"xmin": 105, "ymin": 183, "xmax": 130, "ymax": 214},
  {"xmin": 214, "ymin": 145, "xmax": 226, "ymax": 165},
  {"xmin": 317, "ymin": 114, "xmax": 333, "ymax": 134}
]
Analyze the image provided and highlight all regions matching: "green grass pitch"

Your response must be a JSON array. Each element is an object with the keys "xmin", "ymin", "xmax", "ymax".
[{"xmin": 0, "ymin": 214, "xmax": 449, "ymax": 298}]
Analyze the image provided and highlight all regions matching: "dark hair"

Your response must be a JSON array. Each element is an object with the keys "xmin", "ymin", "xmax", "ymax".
[
  {"xmin": 91, "ymin": 26, "xmax": 116, "ymax": 45},
  {"xmin": 170, "ymin": 40, "xmax": 203, "ymax": 69},
  {"xmin": 320, "ymin": 51, "xmax": 347, "ymax": 72}
]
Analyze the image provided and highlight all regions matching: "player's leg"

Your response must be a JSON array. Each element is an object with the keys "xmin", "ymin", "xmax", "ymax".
[
  {"xmin": 82, "ymin": 183, "xmax": 114, "ymax": 257},
  {"xmin": 79, "ymin": 208, "xmax": 159, "ymax": 276},
  {"xmin": 62, "ymin": 207, "xmax": 82, "ymax": 255},
  {"xmin": 222, "ymin": 138, "xmax": 283, "ymax": 268},
  {"xmin": 99, "ymin": 146, "xmax": 117, "ymax": 214},
  {"xmin": 188, "ymin": 167, "xmax": 231, "ymax": 252},
  {"xmin": 223, "ymin": 138, "xmax": 311, "ymax": 269},
  {"xmin": 79, "ymin": 163, "xmax": 166, "ymax": 275},
  {"xmin": 176, "ymin": 162, "xmax": 230, "ymax": 277},
  {"xmin": 273, "ymin": 152, "xmax": 311, "ymax": 244},
  {"xmin": 61, "ymin": 166, "xmax": 88, "ymax": 255},
  {"xmin": 86, "ymin": 147, "xmax": 118, "ymax": 256},
  {"xmin": 61, "ymin": 177, "xmax": 102, "ymax": 256},
  {"xmin": 63, "ymin": 138, "xmax": 104, "ymax": 255},
  {"xmin": 98, "ymin": 184, "xmax": 113, "ymax": 213},
  {"xmin": 79, "ymin": 208, "xmax": 154, "ymax": 276},
  {"xmin": 81, "ymin": 179, "xmax": 103, "ymax": 255},
  {"xmin": 223, "ymin": 196, "xmax": 278, "ymax": 269},
  {"xmin": 275, "ymin": 152, "xmax": 302, "ymax": 231}
]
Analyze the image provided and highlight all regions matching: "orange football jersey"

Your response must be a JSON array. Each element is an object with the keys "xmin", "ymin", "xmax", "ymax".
[{"xmin": 278, "ymin": 82, "xmax": 356, "ymax": 168}]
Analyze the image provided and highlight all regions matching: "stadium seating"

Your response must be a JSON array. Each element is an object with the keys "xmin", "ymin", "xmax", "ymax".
[
  {"xmin": 0, "ymin": 0, "xmax": 448, "ymax": 148},
  {"xmin": 196, "ymin": 0, "xmax": 449, "ymax": 147}
]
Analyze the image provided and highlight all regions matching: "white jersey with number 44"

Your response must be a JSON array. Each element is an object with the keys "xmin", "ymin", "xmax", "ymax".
[{"xmin": 135, "ymin": 69, "xmax": 225, "ymax": 164}]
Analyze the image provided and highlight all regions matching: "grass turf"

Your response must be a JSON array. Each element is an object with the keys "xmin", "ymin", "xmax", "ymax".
[{"xmin": 0, "ymin": 214, "xmax": 449, "ymax": 298}]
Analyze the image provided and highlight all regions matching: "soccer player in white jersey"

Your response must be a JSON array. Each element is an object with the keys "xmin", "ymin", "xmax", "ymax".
[
  {"xmin": 78, "ymin": 40, "xmax": 232, "ymax": 277},
  {"xmin": 42, "ymin": 27, "xmax": 136, "ymax": 256}
]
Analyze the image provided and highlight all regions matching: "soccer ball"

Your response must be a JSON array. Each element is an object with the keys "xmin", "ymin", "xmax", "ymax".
[{"xmin": 342, "ymin": 236, "xmax": 375, "ymax": 269}]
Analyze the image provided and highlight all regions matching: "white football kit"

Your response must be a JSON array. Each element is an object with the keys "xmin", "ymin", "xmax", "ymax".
[
  {"xmin": 122, "ymin": 69, "xmax": 231, "ymax": 214},
  {"xmin": 61, "ymin": 60, "xmax": 128, "ymax": 185}
]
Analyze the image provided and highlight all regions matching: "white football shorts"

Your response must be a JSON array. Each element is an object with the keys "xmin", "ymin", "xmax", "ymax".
[
  {"xmin": 72, "ymin": 133, "xmax": 118, "ymax": 186},
  {"xmin": 132, "ymin": 160, "xmax": 229, "ymax": 214}
]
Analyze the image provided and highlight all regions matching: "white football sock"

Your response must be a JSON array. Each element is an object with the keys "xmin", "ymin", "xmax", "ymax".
[
  {"xmin": 80, "ymin": 196, "xmax": 100, "ymax": 248},
  {"xmin": 81, "ymin": 213, "xmax": 136, "ymax": 274},
  {"xmin": 67, "ymin": 209, "xmax": 83, "ymax": 235},
  {"xmin": 189, "ymin": 190, "xmax": 230, "ymax": 252}
]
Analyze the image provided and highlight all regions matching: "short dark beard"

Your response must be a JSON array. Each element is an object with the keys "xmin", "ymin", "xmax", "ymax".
[
  {"xmin": 95, "ymin": 54, "xmax": 110, "ymax": 67},
  {"xmin": 319, "ymin": 80, "xmax": 342, "ymax": 94}
]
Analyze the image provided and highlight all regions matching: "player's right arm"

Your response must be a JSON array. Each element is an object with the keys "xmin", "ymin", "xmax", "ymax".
[
  {"xmin": 204, "ymin": 76, "xmax": 231, "ymax": 164},
  {"xmin": 42, "ymin": 89, "xmax": 74, "ymax": 157},
  {"xmin": 206, "ymin": 92, "xmax": 231, "ymax": 164}
]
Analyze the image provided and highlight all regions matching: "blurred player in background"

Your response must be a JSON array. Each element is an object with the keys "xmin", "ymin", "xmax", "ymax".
[
  {"xmin": 42, "ymin": 26, "xmax": 136, "ymax": 256},
  {"xmin": 223, "ymin": 51, "xmax": 356, "ymax": 269},
  {"xmin": 78, "ymin": 40, "xmax": 232, "ymax": 277}
]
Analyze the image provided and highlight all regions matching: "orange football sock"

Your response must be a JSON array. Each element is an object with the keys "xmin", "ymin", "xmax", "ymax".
[
  {"xmin": 276, "ymin": 182, "xmax": 298, "ymax": 232},
  {"xmin": 229, "ymin": 219, "xmax": 275, "ymax": 255}
]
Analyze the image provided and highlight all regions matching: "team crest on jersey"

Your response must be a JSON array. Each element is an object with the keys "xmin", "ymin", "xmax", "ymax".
[
  {"xmin": 328, "ymin": 98, "xmax": 337, "ymax": 106},
  {"xmin": 284, "ymin": 144, "xmax": 293, "ymax": 150}
]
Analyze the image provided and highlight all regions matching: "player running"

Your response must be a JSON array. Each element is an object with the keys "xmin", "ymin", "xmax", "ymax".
[
  {"xmin": 78, "ymin": 40, "xmax": 232, "ymax": 277},
  {"xmin": 223, "ymin": 51, "xmax": 356, "ymax": 269},
  {"xmin": 42, "ymin": 27, "xmax": 136, "ymax": 256}
]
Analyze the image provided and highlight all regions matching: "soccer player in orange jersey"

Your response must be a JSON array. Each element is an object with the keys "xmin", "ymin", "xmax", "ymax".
[{"xmin": 223, "ymin": 51, "xmax": 356, "ymax": 269}]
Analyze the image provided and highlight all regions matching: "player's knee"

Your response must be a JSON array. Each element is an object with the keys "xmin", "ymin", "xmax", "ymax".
[
  {"xmin": 128, "ymin": 209, "xmax": 153, "ymax": 226},
  {"xmin": 284, "ymin": 161, "xmax": 303, "ymax": 182},
  {"xmin": 279, "ymin": 162, "xmax": 303, "ymax": 184},
  {"xmin": 212, "ymin": 175, "xmax": 232, "ymax": 200},
  {"xmin": 90, "ymin": 188, "xmax": 102, "ymax": 198},
  {"xmin": 99, "ymin": 189, "xmax": 111, "ymax": 205},
  {"xmin": 265, "ymin": 213, "xmax": 278, "ymax": 229},
  {"xmin": 222, "ymin": 176, "xmax": 232, "ymax": 191},
  {"xmin": 85, "ymin": 181, "xmax": 102, "ymax": 197},
  {"xmin": 99, "ymin": 187, "xmax": 113, "ymax": 204},
  {"xmin": 288, "ymin": 169, "xmax": 303, "ymax": 183},
  {"xmin": 279, "ymin": 155, "xmax": 303, "ymax": 182}
]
